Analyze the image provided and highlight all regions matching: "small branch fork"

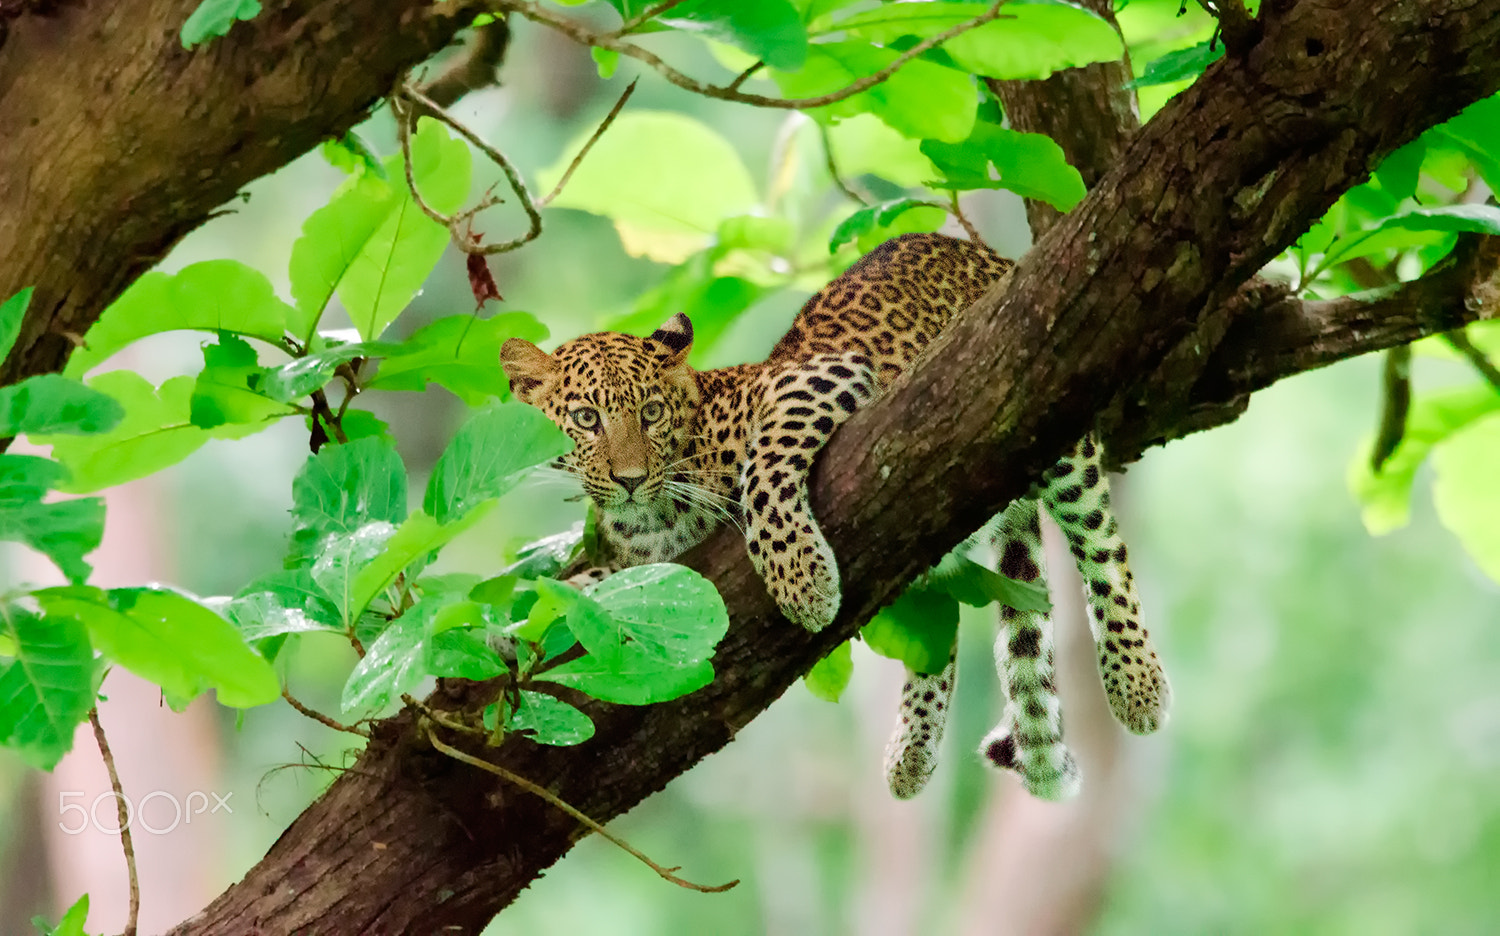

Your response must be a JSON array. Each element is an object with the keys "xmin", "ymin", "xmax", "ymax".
[
  {"xmin": 489, "ymin": 0, "xmax": 1009, "ymax": 110},
  {"xmin": 89, "ymin": 706, "xmax": 140, "ymax": 936},
  {"xmin": 425, "ymin": 727, "xmax": 739, "ymax": 894}
]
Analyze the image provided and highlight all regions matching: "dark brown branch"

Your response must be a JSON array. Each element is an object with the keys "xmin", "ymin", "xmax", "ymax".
[{"xmin": 165, "ymin": 3, "xmax": 1500, "ymax": 932}]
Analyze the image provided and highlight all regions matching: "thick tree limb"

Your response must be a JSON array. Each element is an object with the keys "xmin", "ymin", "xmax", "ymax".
[
  {"xmin": 161, "ymin": 1, "xmax": 1500, "ymax": 932},
  {"xmin": 0, "ymin": 0, "xmax": 485, "ymax": 389}
]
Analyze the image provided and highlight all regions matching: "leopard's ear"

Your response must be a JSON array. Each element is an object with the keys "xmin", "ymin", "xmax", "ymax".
[
  {"xmin": 648, "ymin": 313, "xmax": 693, "ymax": 367},
  {"xmin": 500, "ymin": 338, "xmax": 558, "ymax": 404}
]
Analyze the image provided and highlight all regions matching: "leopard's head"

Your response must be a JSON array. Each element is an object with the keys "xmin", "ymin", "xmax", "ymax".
[{"xmin": 500, "ymin": 314, "xmax": 700, "ymax": 516}]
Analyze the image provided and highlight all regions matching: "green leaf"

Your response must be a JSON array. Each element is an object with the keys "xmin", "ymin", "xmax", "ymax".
[
  {"xmin": 537, "ymin": 655, "xmax": 715, "ymax": 705},
  {"xmin": 287, "ymin": 174, "xmax": 399, "ymax": 340},
  {"xmin": 259, "ymin": 339, "xmax": 396, "ymax": 404},
  {"xmin": 226, "ymin": 569, "xmax": 344, "ymax": 643},
  {"xmin": 922, "ymin": 123, "xmax": 1087, "ymax": 210},
  {"xmin": 580, "ymin": 563, "xmax": 729, "ymax": 666},
  {"xmin": 804, "ymin": 639, "xmax": 852, "ymax": 702},
  {"xmin": 0, "ymin": 454, "xmax": 105, "ymax": 584},
  {"xmin": 189, "ymin": 334, "xmax": 293, "ymax": 430},
  {"xmin": 773, "ymin": 41, "xmax": 975, "ymax": 144},
  {"xmin": 1431, "ymin": 414, "xmax": 1500, "ymax": 585},
  {"xmin": 1348, "ymin": 384, "xmax": 1500, "ymax": 534},
  {"xmin": 363, "ymin": 312, "xmax": 549, "ymax": 405},
  {"xmin": 424, "ymin": 402, "xmax": 574, "ymax": 524},
  {"xmin": 1433, "ymin": 93, "xmax": 1500, "ymax": 191},
  {"xmin": 0, "ymin": 605, "xmax": 94, "ymax": 770},
  {"xmin": 287, "ymin": 435, "xmax": 408, "ymax": 568},
  {"xmin": 504, "ymin": 690, "xmax": 595, "ymax": 746},
  {"xmin": 1374, "ymin": 139, "xmax": 1426, "ymax": 203},
  {"xmin": 1128, "ymin": 40, "xmax": 1223, "ymax": 89},
  {"xmin": 825, "ymin": 114, "xmax": 939, "ymax": 188},
  {"xmin": 34, "ymin": 892, "xmax": 92, "ymax": 936},
  {"xmin": 336, "ymin": 119, "xmax": 473, "ymax": 342},
  {"xmin": 424, "ymin": 622, "xmax": 506, "ymax": 681},
  {"xmin": 591, "ymin": 47, "xmax": 621, "ymax": 78},
  {"xmin": 321, "ymin": 131, "xmax": 388, "ymax": 179},
  {"xmin": 0, "ymin": 375, "xmax": 124, "ymax": 437},
  {"xmin": 862, "ymin": 584, "xmax": 958, "ymax": 674},
  {"xmin": 310, "ymin": 522, "xmax": 400, "ymax": 628},
  {"xmin": 518, "ymin": 577, "xmax": 580, "ymax": 641},
  {"xmin": 1367, "ymin": 204, "xmax": 1500, "ymax": 237},
  {"xmin": 35, "ymin": 586, "xmax": 278, "ymax": 708},
  {"xmin": 500, "ymin": 525, "xmax": 586, "ymax": 579},
  {"xmin": 828, "ymin": 198, "xmax": 934, "ymax": 253},
  {"xmin": 347, "ymin": 503, "xmax": 498, "ymax": 627},
  {"xmin": 0, "ymin": 286, "xmax": 32, "ymax": 365},
  {"xmin": 661, "ymin": 0, "xmax": 807, "ymax": 70},
  {"xmin": 340, "ymin": 601, "xmax": 430, "ymax": 713},
  {"xmin": 537, "ymin": 112, "xmax": 759, "ymax": 263},
  {"xmin": 181, "ymin": 0, "xmax": 262, "ymax": 48},
  {"xmin": 834, "ymin": 1, "xmax": 1123, "ymax": 80},
  {"xmin": 602, "ymin": 244, "xmax": 772, "ymax": 358},
  {"xmin": 64, "ymin": 262, "xmax": 291, "ymax": 378},
  {"xmin": 928, "ymin": 551, "xmax": 1052, "ymax": 612}
]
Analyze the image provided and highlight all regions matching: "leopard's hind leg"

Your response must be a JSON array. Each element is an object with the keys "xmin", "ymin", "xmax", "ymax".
[
  {"xmin": 883, "ymin": 652, "xmax": 956, "ymax": 800},
  {"xmin": 980, "ymin": 497, "xmax": 1081, "ymax": 800},
  {"xmin": 1040, "ymin": 435, "xmax": 1171, "ymax": 734},
  {"xmin": 741, "ymin": 352, "xmax": 877, "ymax": 632}
]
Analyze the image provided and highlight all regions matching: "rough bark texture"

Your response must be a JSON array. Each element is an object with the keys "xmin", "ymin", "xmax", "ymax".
[
  {"xmin": 0, "ymin": 0, "xmax": 483, "ymax": 389},
  {"xmin": 155, "ymin": 1, "xmax": 1500, "ymax": 932},
  {"xmin": 2, "ymin": 0, "xmax": 1498, "ymax": 932}
]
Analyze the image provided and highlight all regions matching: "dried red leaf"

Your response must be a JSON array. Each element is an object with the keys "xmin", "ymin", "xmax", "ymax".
[{"xmin": 467, "ymin": 251, "xmax": 502, "ymax": 309}]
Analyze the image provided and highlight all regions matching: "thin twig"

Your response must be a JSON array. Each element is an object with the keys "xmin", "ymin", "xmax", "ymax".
[
  {"xmin": 537, "ymin": 78, "xmax": 639, "ymax": 208},
  {"xmin": 404, "ymin": 693, "xmax": 486, "ymax": 737},
  {"xmin": 611, "ymin": 0, "xmax": 691, "ymax": 36},
  {"xmin": 309, "ymin": 388, "xmax": 349, "ymax": 446},
  {"xmin": 398, "ymin": 82, "xmax": 544, "ymax": 255},
  {"xmin": 89, "ymin": 707, "xmax": 139, "ymax": 936},
  {"xmin": 426, "ymin": 726, "xmax": 740, "ymax": 893},
  {"xmin": 818, "ymin": 122, "xmax": 868, "ymax": 206},
  {"xmin": 947, "ymin": 190, "xmax": 986, "ymax": 246},
  {"xmin": 726, "ymin": 60, "xmax": 765, "ymax": 92},
  {"xmin": 494, "ymin": 0, "xmax": 1009, "ymax": 111},
  {"xmin": 1371, "ymin": 344, "xmax": 1411, "ymax": 472},
  {"xmin": 1444, "ymin": 329, "xmax": 1500, "ymax": 392},
  {"xmin": 393, "ymin": 93, "xmax": 458, "ymax": 228},
  {"xmin": 283, "ymin": 687, "xmax": 371, "ymax": 737}
]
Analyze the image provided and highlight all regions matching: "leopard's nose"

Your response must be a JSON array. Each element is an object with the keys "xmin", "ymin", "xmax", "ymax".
[{"xmin": 611, "ymin": 471, "xmax": 645, "ymax": 494}]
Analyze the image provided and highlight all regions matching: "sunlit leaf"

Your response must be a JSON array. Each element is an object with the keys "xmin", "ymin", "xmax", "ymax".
[
  {"xmin": 503, "ymin": 690, "xmax": 595, "ymax": 745},
  {"xmin": 499, "ymin": 526, "xmax": 586, "ymax": 580},
  {"xmin": 311, "ymin": 522, "xmax": 399, "ymax": 628},
  {"xmin": 0, "ymin": 287, "xmax": 32, "ymax": 365},
  {"xmin": 189, "ymin": 334, "xmax": 294, "ymax": 430},
  {"xmin": 1431, "ymin": 414, "xmax": 1500, "ymax": 585},
  {"xmin": 321, "ymin": 131, "xmax": 387, "ymax": 179},
  {"xmin": 347, "ymin": 503, "xmax": 498, "ymax": 627},
  {"xmin": 537, "ymin": 112, "xmax": 759, "ymax": 263},
  {"xmin": 340, "ymin": 600, "xmax": 430, "ymax": 713},
  {"xmin": 804, "ymin": 639, "xmax": 852, "ymax": 702},
  {"xmin": 35, "ymin": 586, "xmax": 278, "ymax": 708},
  {"xmin": 1348, "ymin": 384, "xmax": 1500, "ymax": 534},
  {"xmin": 773, "ymin": 41, "xmax": 976, "ymax": 144},
  {"xmin": 286, "ymin": 435, "xmax": 408, "ymax": 568},
  {"xmin": 358, "ymin": 313, "xmax": 548, "ymax": 405},
  {"xmin": 259, "ymin": 338, "xmax": 396, "ymax": 404},
  {"xmin": 828, "ymin": 198, "xmax": 934, "ymax": 252},
  {"xmin": 424, "ymin": 402, "xmax": 574, "ymax": 524},
  {"xmin": 923, "ymin": 123, "xmax": 1087, "ymax": 210},
  {"xmin": 0, "ymin": 605, "xmax": 94, "ymax": 770},
  {"xmin": 226, "ymin": 569, "xmax": 344, "ymax": 643},
  {"xmin": 863, "ymin": 584, "xmax": 958, "ymax": 674},
  {"xmin": 537, "ymin": 655, "xmax": 715, "ymax": 705},
  {"xmin": 0, "ymin": 455, "xmax": 104, "ymax": 584},
  {"xmin": 1128, "ymin": 40, "xmax": 1222, "ymax": 89},
  {"xmin": 661, "ymin": 0, "xmax": 808, "ymax": 71},
  {"xmin": 928, "ymin": 551, "xmax": 1052, "ymax": 612},
  {"xmin": 0, "ymin": 375, "xmax": 124, "ymax": 437},
  {"xmin": 580, "ymin": 563, "xmax": 730, "ymax": 667},
  {"xmin": 181, "ymin": 0, "xmax": 262, "ymax": 48},
  {"xmin": 334, "ymin": 119, "xmax": 473, "ymax": 342},
  {"xmin": 65, "ymin": 262, "xmax": 291, "ymax": 377}
]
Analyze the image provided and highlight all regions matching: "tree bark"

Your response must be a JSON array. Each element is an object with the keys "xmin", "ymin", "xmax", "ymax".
[
  {"xmin": 0, "ymin": 0, "xmax": 483, "ymax": 390},
  {"xmin": 3, "ymin": 0, "xmax": 1497, "ymax": 932},
  {"xmin": 154, "ymin": 1, "xmax": 1500, "ymax": 932}
]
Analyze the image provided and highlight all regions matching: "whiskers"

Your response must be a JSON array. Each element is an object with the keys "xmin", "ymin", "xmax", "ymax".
[
  {"xmin": 663, "ymin": 478, "xmax": 744, "ymax": 535},
  {"xmin": 526, "ymin": 464, "xmax": 590, "ymax": 502}
]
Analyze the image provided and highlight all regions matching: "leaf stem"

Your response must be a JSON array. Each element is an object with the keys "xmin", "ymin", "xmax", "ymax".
[
  {"xmin": 536, "ymin": 78, "xmax": 639, "ymax": 209},
  {"xmin": 89, "ymin": 706, "xmax": 139, "ymax": 936},
  {"xmin": 1443, "ymin": 328, "xmax": 1500, "ymax": 392},
  {"xmin": 426, "ymin": 726, "xmax": 740, "ymax": 893},
  {"xmin": 283, "ymin": 686, "xmax": 370, "ymax": 737}
]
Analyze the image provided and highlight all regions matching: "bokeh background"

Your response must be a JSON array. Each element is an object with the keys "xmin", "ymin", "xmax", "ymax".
[{"xmin": 3, "ymin": 2, "xmax": 1498, "ymax": 933}]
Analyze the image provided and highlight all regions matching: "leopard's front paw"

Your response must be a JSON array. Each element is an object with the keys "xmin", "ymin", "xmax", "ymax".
[{"xmin": 750, "ymin": 530, "xmax": 842, "ymax": 632}]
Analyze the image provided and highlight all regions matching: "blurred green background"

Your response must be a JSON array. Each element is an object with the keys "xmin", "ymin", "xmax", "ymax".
[{"xmin": 3, "ymin": 2, "xmax": 1498, "ymax": 933}]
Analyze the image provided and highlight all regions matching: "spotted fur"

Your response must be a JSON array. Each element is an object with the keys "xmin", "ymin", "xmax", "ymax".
[{"xmin": 501, "ymin": 232, "xmax": 1169, "ymax": 798}]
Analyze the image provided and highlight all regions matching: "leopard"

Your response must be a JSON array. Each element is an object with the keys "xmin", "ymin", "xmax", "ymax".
[{"xmin": 502, "ymin": 232, "xmax": 1170, "ymax": 800}]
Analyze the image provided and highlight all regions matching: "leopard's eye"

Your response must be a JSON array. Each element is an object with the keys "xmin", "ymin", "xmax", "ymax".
[
  {"xmin": 571, "ymin": 407, "xmax": 600, "ymax": 430},
  {"xmin": 640, "ymin": 400, "xmax": 665, "ymax": 424}
]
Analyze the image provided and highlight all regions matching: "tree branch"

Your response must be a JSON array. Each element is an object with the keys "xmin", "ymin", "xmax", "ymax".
[{"xmin": 162, "ymin": 1, "xmax": 1500, "ymax": 932}]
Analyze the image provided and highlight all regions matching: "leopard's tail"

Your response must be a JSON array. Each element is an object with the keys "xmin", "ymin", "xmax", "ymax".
[
  {"xmin": 883, "ymin": 653, "xmax": 955, "ymax": 800},
  {"xmin": 980, "ymin": 497, "xmax": 1081, "ymax": 800},
  {"xmin": 1039, "ymin": 434, "xmax": 1171, "ymax": 735}
]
